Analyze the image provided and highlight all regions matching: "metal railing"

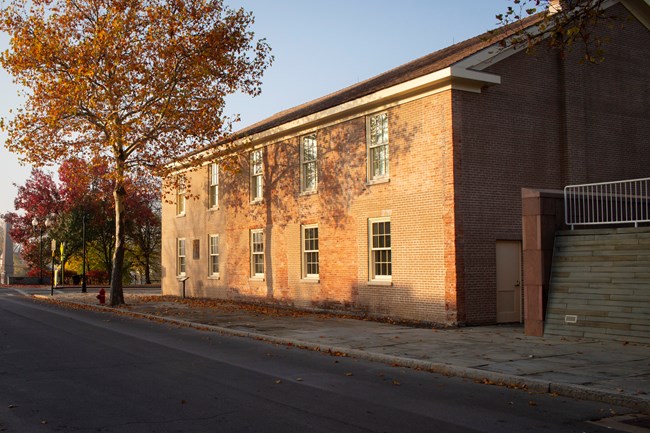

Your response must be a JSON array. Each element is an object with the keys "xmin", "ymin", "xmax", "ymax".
[{"xmin": 564, "ymin": 177, "xmax": 650, "ymax": 229}]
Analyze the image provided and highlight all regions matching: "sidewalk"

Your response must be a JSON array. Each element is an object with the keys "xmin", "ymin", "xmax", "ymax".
[{"xmin": 34, "ymin": 291, "xmax": 650, "ymax": 413}]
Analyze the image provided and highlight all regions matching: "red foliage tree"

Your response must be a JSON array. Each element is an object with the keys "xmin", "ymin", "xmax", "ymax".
[{"xmin": 3, "ymin": 168, "xmax": 61, "ymax": 276}]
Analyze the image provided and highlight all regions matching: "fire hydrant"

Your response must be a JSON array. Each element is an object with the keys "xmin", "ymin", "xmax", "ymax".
[{"xmin": 96, "ymin": 288, "xmax": 106, "ymax": 305}]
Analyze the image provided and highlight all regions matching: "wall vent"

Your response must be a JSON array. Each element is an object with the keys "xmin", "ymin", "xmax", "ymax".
[{"xmin": 565, "ymin": 314, "xmax": 578, "ymax": 324}]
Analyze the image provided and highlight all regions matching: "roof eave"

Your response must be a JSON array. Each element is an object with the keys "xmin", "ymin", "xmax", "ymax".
[{"xmin": 191, "ymin": 67, "xmax": 500, "ymax": 161}]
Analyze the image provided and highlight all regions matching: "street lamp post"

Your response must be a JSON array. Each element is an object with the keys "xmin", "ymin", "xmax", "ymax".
[{"xmin": 81, "ymin": 215, "xmax": 87, "ymax": 293}]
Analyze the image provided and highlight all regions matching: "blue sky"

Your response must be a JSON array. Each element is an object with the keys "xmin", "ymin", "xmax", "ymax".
[{"xmin": 0, "ymin": 0, "xmax": 509, "ymax": 215}]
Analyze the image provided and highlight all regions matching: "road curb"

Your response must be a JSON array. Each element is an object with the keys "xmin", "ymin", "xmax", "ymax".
[{"xmin": 33, "ymin": 296, "xmax": 650, "ymax": 413}]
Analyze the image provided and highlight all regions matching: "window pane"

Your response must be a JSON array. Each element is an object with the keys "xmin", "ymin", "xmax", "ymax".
[
  {"xmin": 302, "ymin": 136, "xmax": 317, "ymax": 161},
  {"xmin": 370, "ymin": 113, "xmax": 388, "ymax": 145},
  {"xmin": 303, "ymin": 161, "xmax": 317, "ymax": 191},
  {"xmin": 254, "ymin": 255, "xmax": 264, "ymax": 274},
  {"xmin": 371, "ymin": 145, "xmax": 388, "ymax": 177},
  {"xmin": 210, "ymin": 163, "xmax": 218, "ymax": 185}
]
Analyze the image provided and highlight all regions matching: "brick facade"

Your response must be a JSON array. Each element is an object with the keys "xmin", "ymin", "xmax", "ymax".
[{"xmin": 161, "ymin": 3, "xmax": 650, "ymax": 326}]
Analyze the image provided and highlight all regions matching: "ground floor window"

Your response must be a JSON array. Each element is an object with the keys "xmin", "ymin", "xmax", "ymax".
[
  {"xmin": 369, "ymin": 218, "xmax": 391, "ymax": 281},
  {"xmin": 177, "ymin": 238, "xmax": 186, "ymax": 276},
  {"xmin": 250, "ymin": 229, "xmax": 264, "ymax": 277},
  {"xmin": 209, "ymin": 235, "xmax": 219, "ymax": 277},
  {"xmin": 301, "ymin": 224, "xmax": 319, "ymax": 279}
]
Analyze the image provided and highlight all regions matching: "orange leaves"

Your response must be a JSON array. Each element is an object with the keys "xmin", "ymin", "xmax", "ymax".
[{"xmin": 1, "ymin": 0, "xmax": 272, "ymax": 172}]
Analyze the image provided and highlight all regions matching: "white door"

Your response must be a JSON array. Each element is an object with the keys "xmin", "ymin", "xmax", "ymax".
[{"xmin": 496, "ymin": 241, "xmax": 522, "ymax": 323}]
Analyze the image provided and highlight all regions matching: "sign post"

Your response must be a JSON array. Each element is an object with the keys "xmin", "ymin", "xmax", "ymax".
[{"xmin": 50, "ymin": 240, "xmax": 56, "ymax": 296}]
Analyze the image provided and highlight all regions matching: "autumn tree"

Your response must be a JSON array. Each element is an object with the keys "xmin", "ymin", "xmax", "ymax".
[
  {"xmin": 3, "ymin": 168, "xmax": 60, "ymax": 277},
  {"xmin": 494, "ymin": 0, "xmax": 622, "ymax": 63},
  {"xmin": 0, "ymin": 0, "xmax": 272, "ymax": 305},
  {"xmin": 59, "ymin": 158, "xmax": 117, "ymax": 280},
  {"xmin": 124, "ymin": 173, "xmax": 161, "ymax": 284}
]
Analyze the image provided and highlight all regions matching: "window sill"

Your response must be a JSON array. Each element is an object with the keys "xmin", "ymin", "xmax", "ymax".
[
  {"xmin": 300, "ymin": 277, "xmax": 320, "ymax": 284},
  {"xmin": 176, "ymin": 213, "xmax": 186, "ymax": 218},
  {"xmin": 366, "ymin": 177, "xmax": 390, "ymax": 186},
  {"xmin": 208, "ymin": 206, "xmax": 220, "ymax": 212},
  {"xmin": 250, "ymin": 199, "xmax": 264, "ymax": 205},
  {"xmin": 299, "ymin": 189, "xmax": 318, "ymax": 197},
  {"xmin": 249, "ymin": 276, "xmax": 265, "ymax": 282},
  {"xmin": 368, "ymin": 279, "xmax": 392, "ymax": 286},
  {"xmin": 208, "ymin": 275, "xmax": 220, "ymax": 280}
]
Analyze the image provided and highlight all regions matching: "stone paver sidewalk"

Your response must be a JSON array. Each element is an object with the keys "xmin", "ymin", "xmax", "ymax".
[{"xmin": 34, "ymin": 291, "xmax": 650, "ymax": 412}]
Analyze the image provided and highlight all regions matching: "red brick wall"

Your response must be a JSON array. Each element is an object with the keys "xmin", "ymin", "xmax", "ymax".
[
  {"xmin": 453, "ymin": 4, "xmax": 650, "ymax": 324},
  {"xmin": 162, "ymin": 90, "xmax": 459, "ymax": 324}
]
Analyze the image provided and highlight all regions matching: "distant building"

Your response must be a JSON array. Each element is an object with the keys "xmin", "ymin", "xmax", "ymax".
[
  {"xmin": 161, "ymin": 1, "xmax": 650, "ymax": 326},
  {"xmin": 0, "ymin": 220, "xmax": 14, "ymax": 284}
]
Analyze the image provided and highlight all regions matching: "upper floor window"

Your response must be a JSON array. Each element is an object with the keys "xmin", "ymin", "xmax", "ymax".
[
  {"xmin": 250, "ymin": 149, "xmax": 263, "ymax": 202},
  {"xmin": 300, "ymin": 134, "xmax": 318, "ymax": 193},
  {"xmin": 367, "ymin": 112, "xmax": 389, "ymax": 182},
  {"xmin": 176, "ymin": 177, "xmax": 186, "ymax": 216},
  {"xmin": 208, "ymin": 163, "xmax": 219, "ymax": 209}
]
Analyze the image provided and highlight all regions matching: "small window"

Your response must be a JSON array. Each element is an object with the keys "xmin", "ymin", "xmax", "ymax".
[
  {"xmin": 208, "ymin": 163, "xmax": 219, "ymax": 209},
  {"xmin": 250, "ymin": 150, "xmax": 263, "ymax": 202},
  {"xmin": 177, "ymin": 238, "xmax": 186, "ymax": 276},
  {"xmin": 300, "ymin": 134, "xmax": 318, "ymax": 193},
  {"xmin": 367, "ymin": 112, "xmax": 389, "ymax": 182},
  {"xmin": 209, "ymin": 235, "xmax": 219, "ymax": 277},
  {"xmin": 192, "ymin": 239, "xmax": 200, "ymax": 260},
  {"xmin": 369, "ymin": 218, "xmax": 391, "ymax": 281},
  {"xmin": 250, "ymin": 229, "xmax": 264, "ymax": 277},
  {"xmin": 301, "ymin": 224, "xmax": 319, "ymax": 279},
  {"xmin": 176, "ymin": 178, "xmax": 186, "ymax": 215}
]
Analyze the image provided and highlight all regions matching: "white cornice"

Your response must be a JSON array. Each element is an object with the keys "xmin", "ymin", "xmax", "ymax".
[
  {"xmin": 621, "ymin": 0, "xmax": 650, "ymax": 29},
  {"xmin": 195, "ymin": 67, "xmax": 500, "ymax": 159}
]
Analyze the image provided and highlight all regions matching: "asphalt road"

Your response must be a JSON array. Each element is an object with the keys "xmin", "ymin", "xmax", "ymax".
[{"xmin": 0, "ymin": 294, "xmax": 634, "ymax": 433}]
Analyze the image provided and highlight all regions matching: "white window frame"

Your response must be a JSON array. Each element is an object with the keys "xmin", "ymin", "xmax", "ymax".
[
  {"xmin": 300, "ymin": 134, "xmax": 318, "ymax": 193},
  {"xmin": 369, "ymin": 217, "xmax": 391, "ymax": 283},
  {"xmin": 301, "ymin": 224, "xmax": 319, "ymax": 280},
  {"xmin": 208, "ymin": 163, "xmax": 219, "ymax": 209},
  {"xmin": 367, "ymin": 112, "xmax": 389, "ymax": 183},
  {"xmin": 208, "ymin": 234, "xmax": 219, "ymax": 278},
  {"xmin": 250, "ymin": 229, "xmax": 264, "ymax": 278},
  {"xmin": 250, "ymin": 150, "xmax": 263, "ymax": 202},
  {"xmin": 177, "ymin": 238, "xmax": 186, "ymax": 276},
  {"xmin": 176, "ymin": 178, "xmax": 186, "ymax": 216}
]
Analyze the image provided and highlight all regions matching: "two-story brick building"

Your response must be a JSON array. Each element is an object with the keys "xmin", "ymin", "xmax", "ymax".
[{"xmin": 161, "ymin": 0, "xmax": 650, "ymax": 326}]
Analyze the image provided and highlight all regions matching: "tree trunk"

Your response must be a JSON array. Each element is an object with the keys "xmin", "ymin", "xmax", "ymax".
[
  {"xmin": 145, "ymin": 255, "xmax": 151, "ymax": 284},
  {"xmin": 110, "ymin": 179, "xmax": 126, "ymax": 306}
]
